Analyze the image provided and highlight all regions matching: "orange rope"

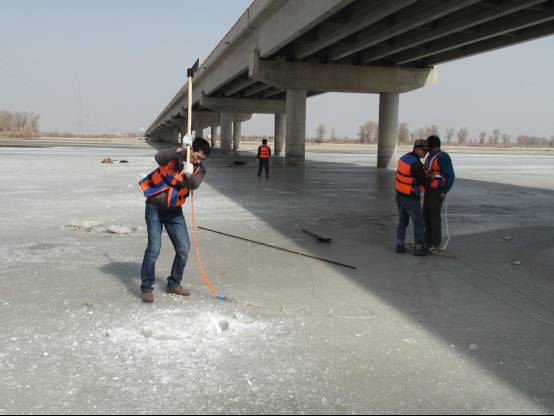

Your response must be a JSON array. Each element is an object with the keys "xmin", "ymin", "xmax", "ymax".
[{"xmin": 190, "ymin": 191, "xmax": 222, "ymax": 299}]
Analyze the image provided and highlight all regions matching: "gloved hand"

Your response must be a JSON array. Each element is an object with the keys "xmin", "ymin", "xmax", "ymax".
[
  {"xmin": 182, "ymin": 134, "xmax": 193, "ymax": 147},
  {"xmin": 183, "ymin": 162, "xmax": 194, "ymax": 177}
]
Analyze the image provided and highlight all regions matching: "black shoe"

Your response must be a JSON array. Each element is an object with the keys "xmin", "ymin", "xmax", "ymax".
[
  {"xmin": 396, "ymin": 245, "xmax": 407, "ymax": 254},
  {"xmin": 413, "ymin": 248, "xmax": 429, "ymax": 257}
]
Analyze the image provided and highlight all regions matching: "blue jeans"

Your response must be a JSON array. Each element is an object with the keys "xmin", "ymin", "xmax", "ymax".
[
  {"xmin": 140, "ymin": 203, "xmax": 190, "ymax": 292},
  {"xmin": 396, "ymin": 193, "xmax": 425, "ymax": 249}
]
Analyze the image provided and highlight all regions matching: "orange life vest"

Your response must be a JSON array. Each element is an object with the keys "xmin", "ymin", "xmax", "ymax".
[
  {"xmin": 424, "ymin": 152, "xmax": 446, "ymax": 190},
  {"xmin": 259, "ymin": 145, "xmax": 270, "ymax": 159},
  {"xmin": 395, "ymin": 153, "xmax": 425, "ymax": 197},
  {"xmin": 139, "ymin": 159, "xmax": 201, "ymax": 208}
]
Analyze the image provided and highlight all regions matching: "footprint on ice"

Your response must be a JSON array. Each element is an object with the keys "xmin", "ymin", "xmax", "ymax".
[{"xmin": 219, "ymin": 320, "xmax": 230, "ymax": 332}]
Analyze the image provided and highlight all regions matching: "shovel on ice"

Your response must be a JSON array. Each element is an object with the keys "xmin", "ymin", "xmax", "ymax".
[{"xmin": 302, "ymin": 229, "xmax": 332, "ymax": 243}]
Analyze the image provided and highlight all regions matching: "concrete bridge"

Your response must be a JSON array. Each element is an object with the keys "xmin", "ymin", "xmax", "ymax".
[{"xmin": 145, "ymin": 0, "xmax": 554, "ymax": 167}]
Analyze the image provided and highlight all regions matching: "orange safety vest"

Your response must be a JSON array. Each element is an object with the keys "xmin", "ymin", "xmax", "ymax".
[
  {"xmin": 424, "ymin": 152, "xmax": 446, "ymax": 190},
  {"xmin": 139, "ymin": 159, "xmax": 201, "ymax": 208},
  {"xmin": 259, "ymin": 145, "xmax": 271, "ymax": 159},
  {"xmin": 395, "ymin": 153, "xmax": 425, "ymax": 197}
]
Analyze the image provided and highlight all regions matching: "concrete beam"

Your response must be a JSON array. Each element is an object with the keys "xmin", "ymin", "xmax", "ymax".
[
  {"xmin": 421, "ymin": 20, "xmax": 554, "ymax": 66},
  {"xmin": 243, "ymin": 83, "xmax": 273, "ymax": 97},
  {"xmin": 188, "ymin": 112, "xmax": 221, "ymax": 128},
  {"xmin": 234, "ymin": 113, "xmax": 253, "ymax": 123},
  {"xmin": 327, "ymin": 0, "xmax": 482, "ymax": 61},
  {"xmin": 249, "ymin": 50, "xmax": 438, "ymax": 94},
  {"xmin": 262, "ymin": 88, "xmax": 284, "ymax": 98},
  {"xmin": 393, "ymin": 8, "xmax": 554, "ymax": 65},
  {"xmin": 200, "ymin": 93, "xmax": 286, "ymax": 114},
  {"xmin": 361, "ymin": 0, "xmax": 548, "ymax": 63},
  {"xmin": 223, "ymin": 77, "xmax": 257, "ymax": 96},
  {"xmin": 294, "ymin": 0, "xmax": 418, "ymax": 60},
  {"xmin": 176, "ymin": 112, "xmax": 253, "ymax": 131}
]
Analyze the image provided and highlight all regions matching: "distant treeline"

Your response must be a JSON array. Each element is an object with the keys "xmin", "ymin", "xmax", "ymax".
[
  {"xmin": 41, "ymin": 131, "xmax": 138, "ymax": 139},
  {"xmin": 0, "ymin": 111, "xmax": 40, "ymax": 137},
  {"xmin": 308, "ymin": 122, "xmax": 554, "ymax": 148},
  {"xmin": 0, "ymin": 110, "xmax": 139, "ymax": 139},
  {"xmin": 242, "ymin": 127, "xmax": 554, "ymax": 148}
]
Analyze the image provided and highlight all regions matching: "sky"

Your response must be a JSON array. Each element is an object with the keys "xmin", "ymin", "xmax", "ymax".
[{"xmin": 0, "ymin": 0, "xmax": 553, "ymax": 141}]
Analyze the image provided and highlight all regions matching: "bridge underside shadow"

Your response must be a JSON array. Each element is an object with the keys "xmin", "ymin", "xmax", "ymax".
[{"xmin": 195, "ymin": 151, "xmax": 554, "ymax": 411}]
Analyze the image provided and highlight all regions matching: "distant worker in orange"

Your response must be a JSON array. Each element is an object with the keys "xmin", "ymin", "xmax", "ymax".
[{"xmin": 257, "ymin": 138, "xmax": 271, "ymax": 178}]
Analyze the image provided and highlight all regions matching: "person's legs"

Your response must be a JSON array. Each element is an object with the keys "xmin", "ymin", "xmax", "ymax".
[
  {"xmin": 164, "ymin": 210, "xmax": 191, "ymax": 289},
  {"xmin": 396, "ymin": 194, "xmax": 425, "ymax": 253},
  {"xmin": 264, "ymin": 159, "xmax": 269, "ymax": 178},
  {"xmin": 427, "ymin": 192, "xmax": 443, "ymax": 247},
  {"xmin": 423, "ymin": 192, "xmax": 432, "ymax": 247},
  {"xmin": 407, "ymin": 201, "xmax": 425, "ymax": 250},
  {"xmin": 396, "ymin": 194, "xmax": 410, "ymax": 248},
  {"xmin": 140, "ymin": 204, "xmax": 163, "ymax": 293},
  {"xmin": 257, "ymin": 160, "xmax": 263, "ymax": 177}
]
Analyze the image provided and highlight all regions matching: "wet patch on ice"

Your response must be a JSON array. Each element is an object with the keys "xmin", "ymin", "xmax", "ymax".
[
  {"xmin": 0, "ymin": 239, "xmax": 83, "ymax": 264},
  {"xmin": 65, "ymin": 221, "xmax": 142, "ymax": 235},
  {"xmin": 105, "ymin": 307, "xmax": 272, "ymax": 360}
]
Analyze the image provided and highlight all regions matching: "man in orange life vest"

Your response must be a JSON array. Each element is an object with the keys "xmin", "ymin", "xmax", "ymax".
[
  {"xmin": 257, "ymin": 138, "xmax": 271, "ymax": 178},
  {"xmin": 138, "ymin": 138, "xmax": 211, "ymax": 303},
  {"xmin": 395, "ymin": 139, "xmax": 432, "ymax": 256},
  {"xmin": 424, "ymin": 135, "xmax": 455, "ymax": 254}
]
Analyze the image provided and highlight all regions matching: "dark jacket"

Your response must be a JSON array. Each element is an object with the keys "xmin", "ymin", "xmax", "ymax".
[{"xmin": 146, "ymin": 147, "xmax": 206, "ymax": 211}]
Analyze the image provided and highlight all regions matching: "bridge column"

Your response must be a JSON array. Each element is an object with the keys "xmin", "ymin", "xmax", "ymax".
[
  {"xmin": 274, "ymin": 113, "xmax": 285, "ymax": 156},
  {"xmin": 285, "ymin": 89, "xmax": 307, "ymax": 163},
  {"xmin": 172, "ymin": 128, "xmax": 181, "ymax": 144},
  {"xmin": 377, "ymin": 92, "xmax": 399, "ymax": 169},
  {"xmin": 210, "ymin": 126, "xmax": 218, "ymax": 149},
  {"xmin": 220, "ymin": 113, "xmax": 233, "ymax": 154},
  {"xmin": 233, "ymin": 121, "xmax": 241, "ymax": 151},
  {"xmin": 166, "ymin": 129, "xmax": 177, "ymax": 144},
  {"xmin": 194, "ymin": 120, "xmax": 204, "ymax": 138}
]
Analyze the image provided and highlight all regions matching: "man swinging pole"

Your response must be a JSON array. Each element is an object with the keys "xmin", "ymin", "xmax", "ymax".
[{"xmin": 138, "ymin": 60, "xmax": 211, "ymax": 303}]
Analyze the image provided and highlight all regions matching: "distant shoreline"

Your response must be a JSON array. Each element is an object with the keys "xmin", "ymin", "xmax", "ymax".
[
  {"xmin": 1, "ymin": 136, "xmax": 553, "ymax": 156},
  {"xmin": 242, "ymin": 142, "xmax": 554, "ymax": 156}
]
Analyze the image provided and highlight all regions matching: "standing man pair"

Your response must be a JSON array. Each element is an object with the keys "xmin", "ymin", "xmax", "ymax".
[{"xmin": 395, "ymin": 135, "xmax": 455, "ymax": 255}]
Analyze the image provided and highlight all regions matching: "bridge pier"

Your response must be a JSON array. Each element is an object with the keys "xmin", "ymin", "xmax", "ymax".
[
  {"xmin": 285, "ymin": 89, "xmax": 307, "ymax": 163},
  {"xmin": 233, "ymin": 121, "xmax": 241, "ymax": 151},
  {"xmin": 377, "ymin": 92, "xmax": 400, "ymax": 169},
  {"xmin": 194, "ymin": 120, "xmax": 204, "ymax": 139},
  {"xmin": 220, "ymin": 113, "xmax": 233, "ymax": 154},
  {"xmin": 166, "ymin": 128, "xmax": 179, "ymax": 144},
  {"xmin": 274, "ymin": 113, "xmax": 286, "ymax": 156},
  {"xmin": 210, "ymin": 126, "xmax": 218, "ymax": 149}
]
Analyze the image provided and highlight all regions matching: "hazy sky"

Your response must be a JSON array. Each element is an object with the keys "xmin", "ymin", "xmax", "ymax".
[{"xmin": 1, "ymin": 0, "xmax": 553, "ymax": 140}]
